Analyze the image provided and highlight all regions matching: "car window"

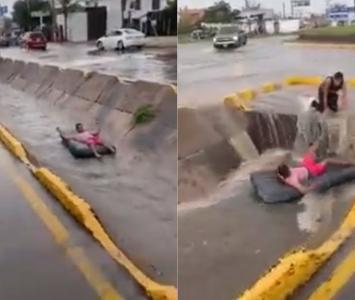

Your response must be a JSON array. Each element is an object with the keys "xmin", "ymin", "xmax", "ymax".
[
  {"xmin": 123, "ymin": 29, "xmax": 139, "ymax": 35},
  {"xmin": 109, "ymin": 31, "xmax": 122, "ymax": 36},
  {"xmin": 30, "ymin": 33, "xmax": 44, "ymax": 39},
  {"xmin": 218, "ymin": 27, "xmax": 239, "ymax": 34}
]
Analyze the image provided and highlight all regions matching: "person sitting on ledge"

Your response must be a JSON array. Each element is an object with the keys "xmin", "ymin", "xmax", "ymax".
[
  {"xmin": 314, "ymin": 72, "xmax": 348, "ymax": 114},
  {"xmin": 277, "ymin": 141, "xmax": 352, "ymax": 194}
]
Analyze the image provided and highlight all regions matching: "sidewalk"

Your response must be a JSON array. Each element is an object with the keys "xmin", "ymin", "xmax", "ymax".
[{"xmin": 145, "ymin": 36, "xmax": 177, "ymax": 48}]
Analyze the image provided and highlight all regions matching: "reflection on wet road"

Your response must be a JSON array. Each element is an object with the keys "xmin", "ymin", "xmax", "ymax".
[
  {"xmin": 179, "ymin": 36, "xmax": 355, "ymax": 107},
  {"xmin": 1, "ymin": 43, "xmax": 176, "ymax": 84}
]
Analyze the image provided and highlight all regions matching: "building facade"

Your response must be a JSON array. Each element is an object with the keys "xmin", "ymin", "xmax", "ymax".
[{"xmin": 327, "ymin": 5, "xmax": 355, "ymax": 25}]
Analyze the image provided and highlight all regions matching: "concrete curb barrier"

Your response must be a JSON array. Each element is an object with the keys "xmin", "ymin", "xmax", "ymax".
[
  {"xmin": 224, "ymin": 75, "xmax": 355, "ymax": 111},
  {"xmin": 0, "ymin": 125, "xmax": 30, "ymax": 165},
  {"xmin": 238, "ymin": 199, "xmax": 355, "ymax": 300},
  {"xmin": 284, "ymin": 41, "xmax": 355, "ymax": 50},
  {"xmin": 0, "ymin": 123, "xmax": 177, "ymax": 300},
  {"xmin": 284, "ymin": 76, "xmax": 322, "ymax": 86}
]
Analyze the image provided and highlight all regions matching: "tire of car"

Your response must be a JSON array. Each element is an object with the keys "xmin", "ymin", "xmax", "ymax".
[
  {"xmin": 96, "ymin": 41, "xmax": 104, "ymax": 51},
  {"xmin": 117, "ymin": 40, "xmax": 124, "ymax": 51},
  {"xmin": 136, "ymin": 45, "xmax": 143, "ymax": 50},
  {"xmin": 42, "ymin": 46, "xmax": 46, "ymax": 51}
]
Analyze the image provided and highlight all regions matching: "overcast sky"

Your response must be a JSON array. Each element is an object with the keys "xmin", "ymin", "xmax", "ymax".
[
  {"xmin": 0, "ymin": 0, "xmax": 15, "ymax": 17},
  {"xmin": 179, "ymin": 0, "xmax": 353, "ymax": 15}
]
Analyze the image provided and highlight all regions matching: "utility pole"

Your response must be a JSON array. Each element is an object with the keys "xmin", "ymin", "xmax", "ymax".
[
  {"xmin": 283, "ymin": 2, "xmax": 286, "ymax": 18},
  {"xmin": 50, "ymin": 0, "xmax": 57, "ymax": 41}
]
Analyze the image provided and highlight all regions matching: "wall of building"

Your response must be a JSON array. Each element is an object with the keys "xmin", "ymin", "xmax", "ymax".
[
  {"xmin": 265, "ymin": 19, "xmax": 301, "ymax": 34},
  {"xmin": 130, "ymin": 0, "xmax": 168, "ymax": 19},
  {"xmin": 57, "ymin": 12, "xmax": 88, "ymax": 42},
  {"xmin": 102, "ymin": 0, "xmax": 122, "ymax": 32}
]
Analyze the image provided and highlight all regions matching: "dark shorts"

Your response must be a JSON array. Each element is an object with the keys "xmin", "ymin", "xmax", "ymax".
[{"xmin": 318, "ymin": 88, "xmax": 338, "ymax": 112}]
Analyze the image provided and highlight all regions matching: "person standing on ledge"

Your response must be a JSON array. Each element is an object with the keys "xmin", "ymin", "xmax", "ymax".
[{"xmin": 316, "ymin": 72, "xmax": 348, "ymax": 113}]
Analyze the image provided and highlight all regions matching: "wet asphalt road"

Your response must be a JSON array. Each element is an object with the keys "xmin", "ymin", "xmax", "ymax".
[
  {"xmin": 0, "ymin": 43, "xmax": 176, "ymax": 84},
  {"xmin": 179, "ymin": 36, "xmax": 355, "ymax": 107},
  {"xmin": 0, "ymin": 143, "xmax": 146, "ymax": 300}
]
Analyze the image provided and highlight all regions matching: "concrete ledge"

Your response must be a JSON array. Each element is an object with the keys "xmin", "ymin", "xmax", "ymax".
[
  {"xmin": 237, "ymin": 88, "xmax": 257, "ymax": 101},
  {"xmin": 261, "ymin": 82, "xmax": 281, "ymax": 93},
  {"xmin": 284, "ymin": 76, "xmax": 322, "ymax": 86},
  {"xmin": 238, "ymin": 200, "xmax": 355, "ymax": 299},
  {"xmin": 284, "ymin": 41, "xmax": 355, "ymax": 50},
  {"xmin": 0, "ymin": 125, "xmax": 177, "ymax": 300},
  {"xmin": 0, "ymin": 125, "xmax": 30, "ymax": 165}
]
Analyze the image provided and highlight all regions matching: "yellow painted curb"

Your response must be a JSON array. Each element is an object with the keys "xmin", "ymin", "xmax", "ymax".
[
  {"xmin": 347, "ymin": 78, "xmax": 355, "ymax": 88},
  {"xmin": 284, "ymin": 76, "xmax": 322, "ymax": 86},
  {"xmin": 261, "ymin": 82, "xmax": 281, "ymax": 93},
  {"xmin": 224, "ymin": 94, "xmax": 249, "ymax": 111},
  {"xmin": 0, "ymin": 125, "xmax": 30, "ymax": 165},
  {"xmin": 169, "ymin": 84, "xmax": 177, "ymax": 94},
  {"xmin": 34, "ymin": 168, "xmax": 177, "ymax": 300},
  {"xmin": 0, "ymin": 125, "xmax": 177, "ymax": 300},
  {"xmin": 237, "ymin": 88, "xmax": 256, "ymax": 101},
  {"xmin": 237, "ymin": 199, "xmax": 355, "ymax": 300}
]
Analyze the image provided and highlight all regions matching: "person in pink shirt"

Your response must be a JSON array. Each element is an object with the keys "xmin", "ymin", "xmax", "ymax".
[
  {"xmin": 277, "ymin": 142, "xmax": 352, "ymax": 194},
  {"xmin": 57, "ymin": 123, "xmax": 114, "ymax": 159}
]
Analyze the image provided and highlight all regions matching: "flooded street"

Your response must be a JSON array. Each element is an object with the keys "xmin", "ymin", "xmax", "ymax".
[
  {"xmin": 0, "ymin": 82, "xmax": 177, "ymax": 285},
  {"xmin": 178, "ymin": 36, "xmax": 355, "ymax": 299},
  {"xmin": 179, "ymin": 36, "xmax": 355, "ymax": 107},
  {"xmin": 0, "ymin": 43, "xmax": 177, "ymax": 84}
]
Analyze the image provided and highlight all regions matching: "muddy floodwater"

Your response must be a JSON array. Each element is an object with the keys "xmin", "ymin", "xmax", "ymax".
[{"xmin": 0, "ymin": 83, "xmax": 177, "ymax": 285}]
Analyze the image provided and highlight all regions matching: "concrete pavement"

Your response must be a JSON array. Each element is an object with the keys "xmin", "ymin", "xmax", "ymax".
[{"xmin": 0, "ymin": 144, "xmax": 146, "ymax": 300}]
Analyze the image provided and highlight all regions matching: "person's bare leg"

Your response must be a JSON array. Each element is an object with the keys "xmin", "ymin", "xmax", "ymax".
[
  {"xmin": 89, "ymin": 144, "xmax": 101, "ymax": 158},
  {"xmin": 323, "ymin": 158, "xmax": 353, "ymax": 166}
]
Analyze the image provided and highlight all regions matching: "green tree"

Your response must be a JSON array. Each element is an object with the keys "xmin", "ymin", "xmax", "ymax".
[
  {"xmin": 203, "ymin": 0, "xmax": 234, "ymax": 23},
  {"xmin": 13, "ymin": 0, "xmax": 31, "ymax": 30},
  {"xmin": 13, "ymin": 0, "xmax": 49, "ymax": 30}
]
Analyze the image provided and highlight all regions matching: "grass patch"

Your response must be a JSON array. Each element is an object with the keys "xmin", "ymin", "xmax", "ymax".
[
  {"xmin": 133, "ymin": 104, "xmax": 156, "ymax": 125},
  {"xmin": 300, "ymin": 25, "xmax": 355, "ymax": 37},
  {"xmin": 298, "ymin": 25, "xmax": 355, "ymax": 43},
  {"xmin": 123, "ymin": 104, "xmax": 157, "ymax": 138}
]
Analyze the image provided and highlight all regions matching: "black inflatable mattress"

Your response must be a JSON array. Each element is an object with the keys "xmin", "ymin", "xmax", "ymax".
[
  {"xmin": 250, "ymin": 165, "xmax": 355, "ymax": 203},
  {"xmin": 61, "ymin": 137, "xmax": 116, "ymax": 159}
]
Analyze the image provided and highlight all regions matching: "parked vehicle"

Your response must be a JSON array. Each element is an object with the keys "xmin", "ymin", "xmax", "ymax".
[
  {"xmin": 96, "ymin": 28, "xmax": 145, "ymax": 51},
  {"xmin": 213, "ymin": 26, "xmax": 248, "ymax": 49},
  {"xmin": 0, "ymin": 35, "xmax": 10, "ymax": 47},
  {"xmin": 21, "ymin": 32, "xmax": 47, "ymax": 50}
]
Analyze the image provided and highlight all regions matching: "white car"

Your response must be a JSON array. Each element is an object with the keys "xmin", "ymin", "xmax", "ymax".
[{"xmin": 96, "ymin": 28, "xmax": 145, "ymax": 51}]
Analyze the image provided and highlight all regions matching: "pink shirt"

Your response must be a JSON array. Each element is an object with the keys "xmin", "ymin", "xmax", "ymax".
[
  {"xmin": 75, "ymin": 131, "xmax": 94, "ymax": 143},
  {"xmin": 284, "ymin": 167, "xmax": 309, "ymax": 188}
]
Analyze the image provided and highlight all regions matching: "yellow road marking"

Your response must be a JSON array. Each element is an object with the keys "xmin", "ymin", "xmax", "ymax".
[
  {"xmin": 0, "ymin": 123, "xmax": 177, "ymax": 300},
  {"xmin": 309, "ymin": 249, "xmax": 355, "ymax": 300},
  {"xmin": 0, "ymin": 153, "xmax": 123, "ymax": 300}
]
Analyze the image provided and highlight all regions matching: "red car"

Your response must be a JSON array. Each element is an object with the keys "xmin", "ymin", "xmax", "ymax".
[{"xmin": 22, "ymin": 32, "xmax": 47, "ymax": 50}]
